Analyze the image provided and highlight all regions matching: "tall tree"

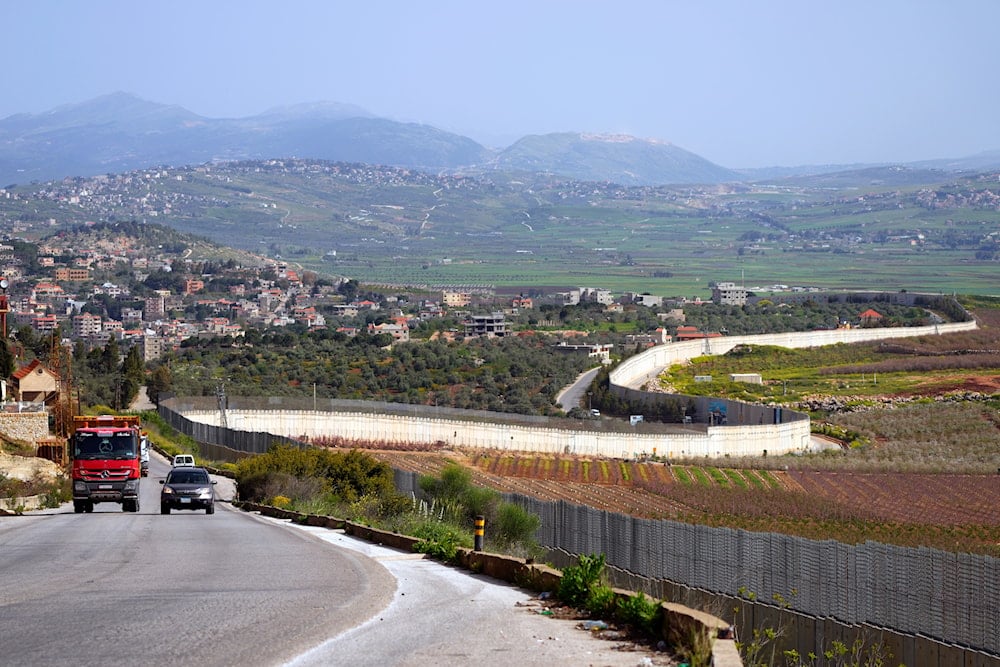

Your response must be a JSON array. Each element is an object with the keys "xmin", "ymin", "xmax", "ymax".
[
  {"xmin": 100, "ymin": 338, "xmax": 120, "ymax": 375},
  {"xmin": 122, "ymin": 346, "xmax": 145, "ymax": 385},
  {"xmin": 146, "ymin": 365, "xmax": 172, "ymax": 405},
  {"xmin": 0, "ymin": 340, "xmax": 15, "ymax": 381}
]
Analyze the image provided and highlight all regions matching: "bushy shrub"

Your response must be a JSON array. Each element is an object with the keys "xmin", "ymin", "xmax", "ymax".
[
  {"xmin": 558, "ymin": 553, "xmax": 607, "ymax": 608},
  {"xmin": 617, "ymin": 591, "xmax": 662, "ymax": 637},
  {"xmin": 585, "ymin": 583, "xmax": 617, "ymax": 616},
  {"xmin": 419, "ymin": 463, "xmax": 501, "ymax": 525},
  {"xmin": 235, "ymin": 443, "xmax": 400, "ymax": 504},
  {"xmin": 411, "ymin": 521, "xmax": 471, "ymax": 562},
  {"xmin": 492, "ymin": 502, "xmax": 541, "ymax": 549}
]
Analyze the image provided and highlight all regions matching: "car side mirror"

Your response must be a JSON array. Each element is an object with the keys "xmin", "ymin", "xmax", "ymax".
[
  {"xmin": 211, "ymin": 480, "xmax": 218, "ymax": 485},
  {"xmin": 159, "ymin": 480, "xmax": 165, "ymax": 484}
]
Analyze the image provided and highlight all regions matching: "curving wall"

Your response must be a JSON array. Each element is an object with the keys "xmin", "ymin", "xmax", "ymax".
[{"xmin": 173, "ymin": 320, "xmax": 976, "ymax": 460}]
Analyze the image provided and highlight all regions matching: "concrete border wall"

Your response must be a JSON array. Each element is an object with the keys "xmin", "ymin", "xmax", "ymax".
[
  {"xmin": 175, "ymin": 407, "xmax": 813, "ymax": 460},
  {"xmin": 164, "ymin": 319, "xmax": 975, "ymax": 460},
  {"xmin": 609, "ymin": 321, "xmax": 978, "ymax": 391}
]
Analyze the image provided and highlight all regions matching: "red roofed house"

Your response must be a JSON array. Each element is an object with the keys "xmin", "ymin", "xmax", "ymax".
[
  {"xmin": 675, "ymin": 325, "xmax": 724, "ymax": 341},
  {"xmin": 859, "ymin": 309, "xmax": 883, "ymax": 326},
  {"xmin": 10, "ymin": 359, "xmax": 61, "ymax": 405}
]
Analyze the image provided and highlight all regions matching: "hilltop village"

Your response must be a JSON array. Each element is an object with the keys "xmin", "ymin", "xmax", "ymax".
[
  {"xmin": 1, "ymin": 222, "xmax": 945, "ymax": 363},
  {"xmin": 0, "ymin": 224, "xmax": 709, "ymax": 364}
]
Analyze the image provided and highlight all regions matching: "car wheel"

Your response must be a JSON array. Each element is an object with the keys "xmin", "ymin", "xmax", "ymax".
[
  {"xmin": 206, "ymin": 504, "xmax": 214, "ymax": 515},
  {"xmin": 161, "ymin": 505, "xmax": 170, "ymax": 515}
]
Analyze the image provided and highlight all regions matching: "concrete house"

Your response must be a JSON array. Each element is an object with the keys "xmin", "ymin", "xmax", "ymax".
[{"xmin": 10, "ymin": 359, "xmax": 60, "ymax": 405}]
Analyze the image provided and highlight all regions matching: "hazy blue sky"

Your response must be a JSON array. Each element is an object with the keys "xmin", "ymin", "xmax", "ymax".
[{"xmin": 4, "ymin": 1, "xmax": 998, "ymax": 168}]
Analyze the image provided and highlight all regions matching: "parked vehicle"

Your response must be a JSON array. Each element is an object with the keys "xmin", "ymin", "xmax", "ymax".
[
  {"xmin": 70, "ymin": 415, "xmax": 143, "ymax": 513},
  {"xmin": 172, "ymin": 454, "xmax": 195, "ymax": 467},
  {"xmin": 160, "ymin": 467, "xmax": 216, "ymax": 514}
]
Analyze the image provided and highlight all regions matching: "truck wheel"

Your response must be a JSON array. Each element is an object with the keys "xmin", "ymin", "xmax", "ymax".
[
  {"xmin": 73, "ymin": 501, "xmax": 85, "ymax": 514},
  {"xmin": 84, "ymin": 502, "xmax": 94, "ymax": 513}
]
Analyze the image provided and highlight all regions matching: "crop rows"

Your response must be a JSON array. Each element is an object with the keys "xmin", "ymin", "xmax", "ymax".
[
  {"xmin": 787, "ymin": 471, "xmax": 1000, "ymax": 526},
  {"xmin": 370, "ymin": 448, "xmax": 1000, "ymax": 555}
]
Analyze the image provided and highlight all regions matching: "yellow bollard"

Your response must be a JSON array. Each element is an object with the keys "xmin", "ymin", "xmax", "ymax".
[{"xmin": 474, "ymin": 515, "xmax": 484, "ymax": 551}]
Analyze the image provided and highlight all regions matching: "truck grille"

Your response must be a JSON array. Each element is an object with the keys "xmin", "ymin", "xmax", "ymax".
[{"xmin": 79, "ymin": 470, "xmax": 131, "ymax": 482}]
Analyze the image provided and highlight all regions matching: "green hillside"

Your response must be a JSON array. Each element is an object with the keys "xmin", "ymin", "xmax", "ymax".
[{"xmin": 3, "ymin": 159, "xmax": 998, "ymax": 297}]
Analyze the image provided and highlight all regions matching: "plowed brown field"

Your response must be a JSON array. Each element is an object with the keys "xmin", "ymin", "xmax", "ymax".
[{"xmin": 369, "ymin": 448, "xmax": 1000, "ymax": 529}]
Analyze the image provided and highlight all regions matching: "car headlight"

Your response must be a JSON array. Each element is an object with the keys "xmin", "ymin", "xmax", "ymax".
[
  {"xmin": 196, "ymin": 487, "xmax": 212, "ymax": 497},
  {"xmin": 162, "ymin": 486, "xmax": 174, "ymax": 495}
]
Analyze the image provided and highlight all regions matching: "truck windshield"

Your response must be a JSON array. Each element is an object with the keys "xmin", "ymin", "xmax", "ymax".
[{"xmin": 74, "ymin": 432, "xmax": 136, "ymax": 459}]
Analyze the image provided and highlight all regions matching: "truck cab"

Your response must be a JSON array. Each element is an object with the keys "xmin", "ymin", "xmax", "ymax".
[{"xmin": 71, "ymin": 415, "xmax": 142, "ymax": 513}]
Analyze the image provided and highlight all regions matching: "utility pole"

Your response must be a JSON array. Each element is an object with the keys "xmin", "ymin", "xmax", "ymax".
[{"xmin": 216, "ymin": 381, "xmax": 228, "ymax": 429}]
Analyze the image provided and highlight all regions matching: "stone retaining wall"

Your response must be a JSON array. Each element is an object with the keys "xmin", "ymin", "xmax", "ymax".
[{"xmin": 0, "ymin": 412, "xmax": 49, "ymax": 443}]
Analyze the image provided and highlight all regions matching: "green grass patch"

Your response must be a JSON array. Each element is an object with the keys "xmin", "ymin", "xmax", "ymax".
[
  {"xmin": 742, "ymin": 469, "xmax": 767, "ymax": 489},
  {"xmin": 759, "ymin": 470, "xmax": 781, "ymax": 488},
  {"xmin": 690, "ymin": 467, "xmax": 711, "ymax": 486},
  {"xmin": 707, "ymin": 467, "xmax": 729, "ymax": 486},
  {"xmin": 723, "ymin": 469, "xmax": 748, "ymax": 489},
  {"xmin": 674, "ymin": 467, "xmax": 692, "ymax": 484}
]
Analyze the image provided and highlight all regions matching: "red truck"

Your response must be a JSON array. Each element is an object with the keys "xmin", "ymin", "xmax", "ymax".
[{"xmin": 70, "ymin": 415, "xmax": 143, "ymax": 513}]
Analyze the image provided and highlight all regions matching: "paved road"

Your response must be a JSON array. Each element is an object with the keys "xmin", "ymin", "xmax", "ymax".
[
  {"xmin": 1, "ymin": 454, "xmax": 668, "ymax": 666},
  {"xmin": 270, "ymin": 517, "xmax": 668, "ymax": 667},
  {"xmin": 555, "ymin": 367, "xmax": 601, "ymax": 412},
  {"xmin": 130, "ymin": 385, "xmax": 156, "ymax": 411},
  {"xmin": 0, "ymin": 456, "xmax": 394, "ymax": 667}
]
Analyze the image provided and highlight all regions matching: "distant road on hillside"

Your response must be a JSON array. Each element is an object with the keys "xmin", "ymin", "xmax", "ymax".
[{"xmin": 555, "ymin": 367, "xmax": 601, "ymax": 412}]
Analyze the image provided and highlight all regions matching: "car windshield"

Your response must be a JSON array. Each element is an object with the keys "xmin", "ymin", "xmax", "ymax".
[
  {"xmin": 74, "ymin": 432, "xmax": 136, "ymax": 460},
  {"xmin": 168, "ymin": 471, "xmax": 209, "ymax": 485}
]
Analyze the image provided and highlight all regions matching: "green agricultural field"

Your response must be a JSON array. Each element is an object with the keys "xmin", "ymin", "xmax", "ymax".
[
  {"xmin": 8, "ymin": 159, "xmax": 1000, "ymax": 297},
  {"xmin": 658, "ymin": 315, "xmax": 1000, "ymax": 405}
]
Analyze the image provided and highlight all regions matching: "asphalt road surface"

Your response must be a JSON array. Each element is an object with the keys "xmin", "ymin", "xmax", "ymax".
[
  {"xmin": 0, "ymin": 455, "xmax": 394, "ymax": 667},
  {"xmin": 1, "ymin": 454, "xmax": 668, "ymax": 666}
]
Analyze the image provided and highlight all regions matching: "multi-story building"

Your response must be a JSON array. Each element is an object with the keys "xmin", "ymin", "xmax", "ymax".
[
  {"xmin": 72, "ymin": 312, "xmax": 102, "ymax": 339},
  {"xmin": 711, "ymin": 281, "xmax": 748, "ymax": 306},
  {"xmin": 580, "ymin": 287, "xmax": 614, "ymax": 305},
  {"xmin": 368, "ymin": 320, "xmax": 409, "ymax": 343},
  {"xmin": 29, "ymin": 313, "xmax": 59, "ymax": 334},
  {"xmin": 623, "ymin": 292, "xmax": 663, "ymax": 308},
  {"xmin": 511, "ymin": 296, "xmax": 533, "ymax": 310},
  {"xmin": 144, "ymin": 295, "xmax": 165, "ymax": 320},
  {"xmin": 464, "ymin": 312, "xmax": 508, "ymax": 338},
  {"xmin": 54, "ymin": 267, "xmax": 90, "ymax": 281},
  {"xmin": 139, "ymin": 334, "xmax": 166, "ymax": 362},
  {"xmin": 552, "ymin": 341, "xmax": 613, "ymax": 363},
  {"xmin": 442, "ymin": 290, "xmax": 472, "ymax": 307}
]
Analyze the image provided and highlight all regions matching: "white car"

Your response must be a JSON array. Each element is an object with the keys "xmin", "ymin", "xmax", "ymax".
[{"xmin": 172, "ymin": 454, "xmax": 195, "ymax": 467}]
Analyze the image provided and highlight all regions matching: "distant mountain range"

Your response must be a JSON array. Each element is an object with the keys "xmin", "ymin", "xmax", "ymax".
[{"xmin": 1, "ymin": 92, "xmax": 998, "ymax": 187}]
